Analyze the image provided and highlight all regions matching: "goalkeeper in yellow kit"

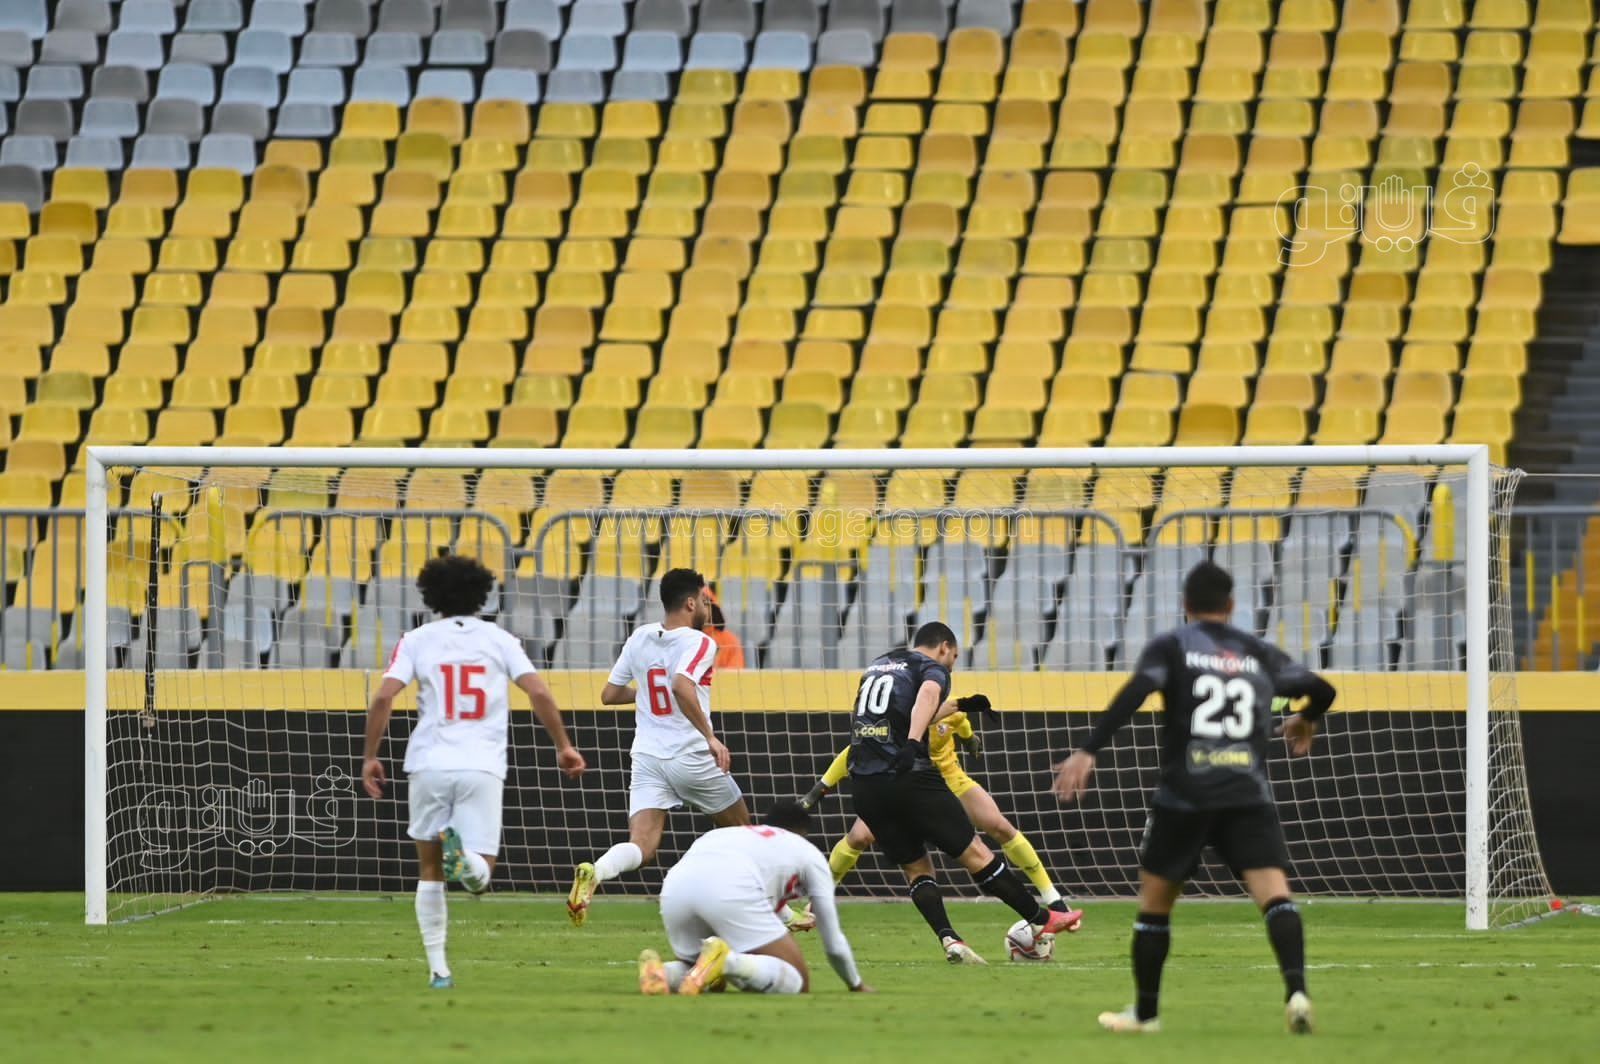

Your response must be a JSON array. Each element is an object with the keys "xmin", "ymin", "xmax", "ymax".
[{"xmin": 800, "ymin": 699, "xmax": 1073, "ymax": 911}]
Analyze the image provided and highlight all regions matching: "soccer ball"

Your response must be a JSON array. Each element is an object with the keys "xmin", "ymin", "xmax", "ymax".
[{"xmin": 1005, "ymin": 919, "xmax": 1055, "ymax": 962}]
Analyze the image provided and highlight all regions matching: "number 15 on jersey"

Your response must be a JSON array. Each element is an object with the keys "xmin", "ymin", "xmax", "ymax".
[{"xmin": 439, "ymin": 664, "xmax": 488, "ymax": 721}]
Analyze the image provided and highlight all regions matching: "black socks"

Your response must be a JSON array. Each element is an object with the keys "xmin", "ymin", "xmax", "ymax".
[
  {"xmin": 908, "ymin": 875, "xmax": 957, "ymax": 942},
  {"xmin": 972, "ymin": 856, "xmax": 1048, "ymax": 925},
  {"xmin": 1263, "ymin": 897, "xmax": 1308, "ymax": 1000},
  {"xmin": 1132, "ymin": 912, "xmax": 1172, "ymax": 1022}
]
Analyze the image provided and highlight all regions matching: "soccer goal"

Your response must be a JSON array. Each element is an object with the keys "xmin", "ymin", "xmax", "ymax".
[{"xmin": 84, "ymin": 444, "xmax": 1550, "ymax": 930}]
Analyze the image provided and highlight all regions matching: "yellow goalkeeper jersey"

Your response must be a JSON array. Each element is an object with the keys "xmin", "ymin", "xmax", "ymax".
[{"xmin": 929, "ymin": 711, "xmax": 973, "ymax": 776}]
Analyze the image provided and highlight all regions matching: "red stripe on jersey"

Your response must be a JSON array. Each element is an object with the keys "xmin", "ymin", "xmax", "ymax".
[
  {"xmin": 387, "ymin": 637, "xmax": 404, "ymax": 669},
  {"xmin": 685, "ymin": 634, "xmax": 713, "ymax": 678}
]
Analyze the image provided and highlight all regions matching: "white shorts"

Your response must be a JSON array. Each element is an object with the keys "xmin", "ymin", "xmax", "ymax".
[
  {"xmin": 628, "ymin": 749, "xmax": 743, "ymax": 818},
  {"xmin": 407, "ymin": 769, "xmax": 504, "ymax": 856},
  {"xmin": 659, "ymin": 856, "xmax": 788, "ymax": 963}
]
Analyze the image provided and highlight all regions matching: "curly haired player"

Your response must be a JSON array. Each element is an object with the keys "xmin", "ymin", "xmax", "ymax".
[{"xmin": 362, "ymin": 554, "xmax": 587, "ymax": 988}]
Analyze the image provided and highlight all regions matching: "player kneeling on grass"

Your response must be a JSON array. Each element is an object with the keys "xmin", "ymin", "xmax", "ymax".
[
  {"xmin": 801, "ymin": 700, "xmax": 1075, "ymax": 915},
  {"xmin": 638, "ymin": 801, "xmax": 871, "ymax": 996},
  {"xmin": 361, "ymin": 554, "xmax": 588, "ymax": 989},
  {"xmin": 1053, "ymin": 561, "xmax": 1335, "ymax": 1035}
]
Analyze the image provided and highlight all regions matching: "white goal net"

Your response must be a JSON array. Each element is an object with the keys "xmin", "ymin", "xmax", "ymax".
[{"xmin": 85, "ymin": 445, "xmax": 1551, "ymax": 929}]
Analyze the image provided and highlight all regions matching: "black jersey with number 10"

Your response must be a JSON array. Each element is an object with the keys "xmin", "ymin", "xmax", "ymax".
[
  {"xmin": 1134, "ymin": 620, "xmax": 1318, "ymax": 811},
  {"xmin": 848, "ymin": 648, "xmax": 952, "ymax": 777}
]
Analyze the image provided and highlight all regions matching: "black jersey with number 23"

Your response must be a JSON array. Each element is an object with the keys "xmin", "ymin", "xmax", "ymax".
[
  {"xmin": 1135, "ymin": 620, "xmax": 1317, "ymax": 811},
  {"xmin": 848, "ymin": 648, "xmax": 952, "ymax": 777}
]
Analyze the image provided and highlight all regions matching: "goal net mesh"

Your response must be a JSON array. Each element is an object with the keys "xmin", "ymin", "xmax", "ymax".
[{"xmin": 96, "ymin": 456, "xmax": 1549, "ymax": 927}]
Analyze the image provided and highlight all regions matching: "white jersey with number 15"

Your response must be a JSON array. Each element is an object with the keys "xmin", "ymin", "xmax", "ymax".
[
  {"xmin": 384, "ymin": 616, "xmax": 537, "ymax": 780},
  {"xmin": 608, "ymin": 623, "xmax": 716, "ymax": 758}
]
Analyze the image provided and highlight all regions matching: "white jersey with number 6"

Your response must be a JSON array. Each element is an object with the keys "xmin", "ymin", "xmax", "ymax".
[
  {"xmin": 608, "ymin": 623, "xmax": 717, "ymax": 758},
  {"xmin": 384, "ymin": 616, "xmax": 536, "ymax": 780}
]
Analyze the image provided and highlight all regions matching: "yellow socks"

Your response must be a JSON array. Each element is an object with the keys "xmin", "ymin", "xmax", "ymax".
[
  {"xmin": 829, "ymin": 838, "xmax": 864, "ymax": 884},
  {"xmin": 1001, "ymin": 833, "xmax": 1062, "ymax": 905}
]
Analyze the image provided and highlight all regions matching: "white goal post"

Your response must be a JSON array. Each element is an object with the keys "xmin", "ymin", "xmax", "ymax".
[{"xmin": 83, "ymin": 444, "xmax": 1542, "ymax": 930}]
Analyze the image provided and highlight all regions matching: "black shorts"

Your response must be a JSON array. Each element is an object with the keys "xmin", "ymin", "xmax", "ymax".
[
  {"xmin": 849, "ymin": 769, "xmax": 976, "ymax": 866},
  {"xmin": 1139, "ymin": 803, "xmax": 1292, "ymax": 883}
]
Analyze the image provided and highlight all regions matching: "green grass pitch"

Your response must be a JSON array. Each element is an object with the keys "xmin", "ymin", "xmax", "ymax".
[{"xmin": 5, "ymin": 893, "xmax": 1597, "ymax": 1063}]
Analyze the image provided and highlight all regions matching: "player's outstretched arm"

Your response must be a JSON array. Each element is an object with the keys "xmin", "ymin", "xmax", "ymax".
[
  {"xmin": 1052, "ymin": 672, "xmax": 1159, "ymax": 803},
  {"xmin": 516, "ymin": 673, "xmax": 587, "ymax": 778},
  {"xmin": 804, "ymin": 865, "xmax": 871, "ymax": 992},
  {"xmin": 671, "ymin": 672, "xmax": 731, "ymax": 773},
  {"xmin": 598, "ymin": 682, "xmax": 636, "ymax": 706},
  {"xmin": 1272, "ymin": 672, "xmax": 1337, "ymax": 756},
  {"xmin": 361, "ymin": 677, "xmax": 407, "ymax": 798}
]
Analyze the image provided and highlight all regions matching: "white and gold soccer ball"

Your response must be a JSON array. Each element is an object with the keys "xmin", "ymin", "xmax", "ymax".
[{"xmin": 1005, "ymin": 919, "xmax": 1055, "ymax": 962}]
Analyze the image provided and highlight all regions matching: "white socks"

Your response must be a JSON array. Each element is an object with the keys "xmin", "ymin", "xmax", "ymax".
[
  {"xmin": 593, "ymin": 842, "xmax": 644, "ymax": 883},
  {"xmin": 416, "ymin": 881, "xmax": 449, "ymax": 977},
  {"xmin": 662, "ymin": 961, "xmax": 689, "ymax": 993},
  {"xmin": 459, "ymin": 850, "xmax": 491, "ymax": 894},
  {"xmin": 725, "ymin": 953, "xmax": 805, "ymax": 994},
  {"xmin": 1040, "ymin": 886, "xmax": 1063, "ymax": 905}
]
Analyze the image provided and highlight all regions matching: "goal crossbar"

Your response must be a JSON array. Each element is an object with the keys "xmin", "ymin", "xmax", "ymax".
[{"xmin": 82, "ymin": 444, "xmax": 1496, "ymax": 928}]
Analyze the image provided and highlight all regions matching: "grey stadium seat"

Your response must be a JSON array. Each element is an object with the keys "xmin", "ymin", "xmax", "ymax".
[
  {"xmin": 555, "ymin": 33, "xmax": 617, "ymax": 71},
  {"xmin": 58, "ymin": 137, "xmax": 119, "ymax": 170},
  {"xmin": 750, "ymin": 30, "xmax": 813, "ymax": 69},
  {"xmin": 350, "ymin": 65, "xmax": 413, "ymax": 103},
  {"xmin": 610, "ymin": 69, "xmax": 671, "ymax": 100},
  {"xmin": 440, "ymin": 0, "xmax": 498, "ymax": 36},
  {"xmin": 986, "ymin": 543, "xmax": 1062, "ymax": 668},
  {"xmin": 275, "ymin": 102, "xmax": 337, "ymax": 136},
  {"xmin": 146, "ymin": 98, "xmax": 207, "ymax": 141},
  {"xmin": 185, "ymin": 0, "xmax": 246, "ymax": 33},
  {"xmin": 40, "ymin": 30, "xmax": 102, "ymax": 66},
  {"xmin": 105, "ymin": 30, "xmax": 167, "ymax": 71},
  {"xmin": 428, "ymin": 29, "xmax": 489, "ymax": 66},
  {"xmin": 90, "ymin": 66, "xmax": 150, "ymax": 103},
  {"xmin": 481, "ymin": 67, "xmax": 542, "ymax": 102},
  {"xmin": 14, "ymin": 100, "xmax": 74, "ymax": 143},
  {"xmin": 251, "ymin": 1, "xmax": 311, "ymax": 34},
  {"xmin": 415, "ymin": 69, "xmax": 476, "ymax": 102},
  {"xmin": 816, "ymin": 29, "xmax": 876, "ymax": 66},
  {"xmin": 156, "ymin": 63, "xmax": 218, "ymax": 105},
  {"xmin": 130, "ymin": 134, "xmax": 194, "ymax": 169},
  {"xmin": 313, "ymin": 0, "xmax": 373, "ymax": 35},
  {"xmin": 81, "ymin": 98, "xmax": 141, "ymax": 137},
  {"xmin": 632, "ymin": 0, "xmax": 694, "ymax": 37},
  {"xmin": 0, "ymin": 31, "xmax": 34, "ymax": 68},
  {"xmin": 504, "ymin": 0, "xmax": 564, "ymax": 38},
  {"xmin": 272, "ymin": 608, "xmax": 342, "ymax": 668},
  {"xmin": 0, "ymin": 67, "xmax": 19, "ymax": 103},
  {"xmin": 828, "ymin": 0, "xmax": 886, "ymax": 39},
  {"xmin": 378, "ymin": 0, "xmax": 437, "ymax": 34},
  {"xmin": 621, "ymin": 32, "xmax": 683, "ymax": 72},
  {"xmin": 299, "ymin": 32, "xmax": 361, "ymax": 67},
  {"xmin": 236, "ymin": 29, "xmax": 296, "ymax": 73},
  {"xmin": 955, "ymin": 0, "xmax": 1015, "ymax": 33},
  {"xmin": 211, "ymin": 101, "xmax": 271, "ymax": 139},
  {"xmin": 700, "ymin": 0, "xmax": 758, "ymax": 40},
  {"xmin": 25, "ymin": 66, "xmax": 86, "ymax": 101},
  {"xmin": 890, "ymin": 0, "xmax": 949, "ymax": 38},
  {"xmin": 567, "ymin": 2, "xmax": 629, "ymax": 36},
  {"xmin": 685, "ymin": 32, "xmax": 748, "ymax": 70},
  {"xmin": 169, "ymin": 33, "xmax": 233, "ymax": 67},
  {"xmin": 0, "ymin": 136, "xmax": 58, "ymax": 172},
  {"xmin": 365, "ymin": 32, "xmax": 426, "ymax": 68},
  {"xmin": 0, "ymin": 165, "xmax": 45, "ymax": 210},
  {"xmin": 286, "ymin": 67, "xmax": 348, "ymax": 105},
  {"xmin": 222, "ymin": 66, "xmax": 284, "ymax": 107},
  {"xmin": 763, "ymin": 0, "xmax": 822, "ymax": 38},
  {"xmin": 1, "ymin": 609, "xmax": 58, "ymax": 670},
  {"xmin": 494, "ymin": 30, "xmax": 554, "ymax": 72},
  {"xmin": 118, "ymin": 1, "xmax": 179, "ymax": 35},
  {"xmin": 543, "ymin": 68, "xmax": 605, "ymax": 102},
  {"xmin": 56, "ymin": 0, "xmax": 113, "ymax": 35},
  {"xmin": 0, "ymin": 0, "xmax": 47, "ymax": 39}
]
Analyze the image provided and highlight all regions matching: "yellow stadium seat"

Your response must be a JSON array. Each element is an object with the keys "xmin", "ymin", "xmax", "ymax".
[{"xmin": 699, "ymin": 404, "xmax": 764, "ymax": 448}]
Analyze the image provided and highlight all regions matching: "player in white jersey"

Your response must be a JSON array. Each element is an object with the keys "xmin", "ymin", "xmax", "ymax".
[
  {"xmin": 567, "ymin": 568, "xmax": 752, "ymax": 926},
  {"xmin": 638, "ymin": 802, "xmax": 872, "ymax": 996},
  {"xmin": 361, "ymin": 555, "xmax": 587, "ymax": 989}
]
